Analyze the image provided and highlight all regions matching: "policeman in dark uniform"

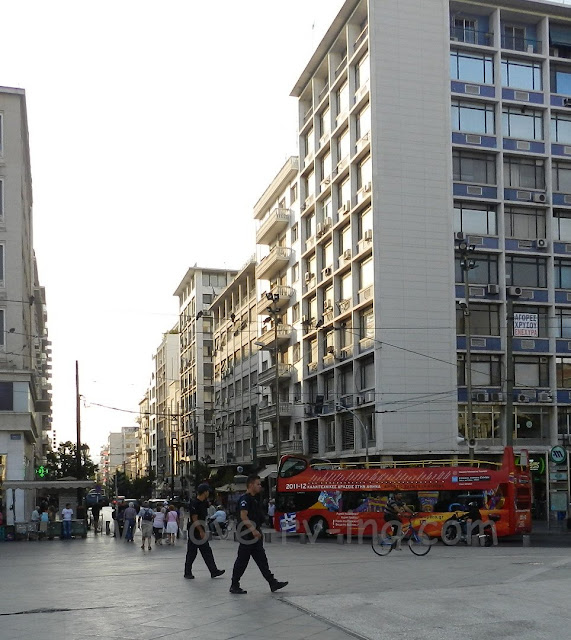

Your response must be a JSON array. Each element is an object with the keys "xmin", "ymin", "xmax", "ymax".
[
  {"xmin": 184, "ymin": 483, "xmax": 225, "ymax": 579},
  {"xmin": 229, "ymin": 474, "xmax": 288, "ymax": 594}
]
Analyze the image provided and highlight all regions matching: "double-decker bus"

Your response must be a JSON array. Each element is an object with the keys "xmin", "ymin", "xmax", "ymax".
[{"xmin": 274, "ymin": 447, "xmax": 532, "ymax": 539}]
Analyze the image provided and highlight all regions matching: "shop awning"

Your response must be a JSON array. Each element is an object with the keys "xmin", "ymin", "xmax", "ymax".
[
  {"xmin": 550, "ymin": 26, "xmax": 571, "ymax": 48},
  {"xmin": 2, "ymin": 480, "xmax": 96, "ymax": 491},
  {"xmin": 258, "ymin": 465, "xmax": 277, "ymax": 479}
]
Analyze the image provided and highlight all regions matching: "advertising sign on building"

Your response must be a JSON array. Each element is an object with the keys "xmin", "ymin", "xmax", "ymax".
[{"xmin": 513, "ymin": 313, "xmax": 538, "ymax": 337}]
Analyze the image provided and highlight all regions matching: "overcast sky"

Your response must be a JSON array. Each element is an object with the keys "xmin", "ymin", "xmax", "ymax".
[{"xmin": 1, "ymin": 1, "xmax": 344, "ymax": 458}]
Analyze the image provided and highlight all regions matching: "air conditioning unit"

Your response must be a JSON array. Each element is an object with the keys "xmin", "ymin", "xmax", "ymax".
[
  {"xmin": 487, "ymin": 284, "xmax": 500, "ymax": 295},
  {"xmin": 364, "ymin": 229, "xmax": 373, "ymax": 241},
  {"xmin": 516, "ymin": 393, "xmax": 530, "ymax": 403},
  {"xmin": 363, "ymin": 182, "xmax": 372, "ymax": 193},
  {"xmin": 316, "ymin": 223, "xmax": 323, "ymax": 236},
  {"xmin": 324, "ymin": 299, "xmax": 333, "ymax": 310},
  {"xmin": 323, "ymin": 267, "xmax": 333, "ymax": 277},
  {"xmin": 538, "ymin": 392, "xmax": 552, "ymax": 402},
  {"xmin": 341, "ymin": 200, "xmax": 352, "ymax": 214},
  {"xmin": 536, "ymin": 238, "xmax": 548, "ymax": 249},
  {"xmin": 508, "ymin": 286, "xmax": 523, "ymax": 297},
  {"xmin": 304, "ymin": 272, "xmax": 313, "ymax": 283},
  {"xmin": 564, "ymin": 97, "xmax": 571, "ymax": 107},
  {"xmin": 472, "ymin": 392, "xmax": 489, "ymax": 402},
  {"xmin": 533, "ymin": 192, "xmax": 547, "ymax": 204},
  {"xmin": 355, "ymin": 395, "xmax": 364, "ymax": 405},
  {"xmin": 455, "ymin": 232, "xmax": 465, "ymax": 241},
  {"xmin": 343, "ymin": 249, "xmax": 352, "ymax": 260},
  {"xmin": 365, "ymin": 391, "xmax": 376, "ymax": 403},
  {"xmin": 323, "ymin": 217, "xmax": 333, "ymax": 229},
  {"xmin": 490, "ymin": 392, "xmax": 504, "ymax": 402}
]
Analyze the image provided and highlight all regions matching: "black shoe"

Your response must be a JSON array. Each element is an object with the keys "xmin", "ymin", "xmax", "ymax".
[
  {"xmin": 211, "ymin": 569, "xmax": 225, "ymax": 578},
  {"xmin": 270, "ymin": 581, "xmax": 288, "ymax": 593},
  {"xmin": 229, "ymin": 586, "xmax": 247, "ymax": 594},
  {"xmin": 184, "ymin": 574, "xmax": 195, "ymax": 579}
]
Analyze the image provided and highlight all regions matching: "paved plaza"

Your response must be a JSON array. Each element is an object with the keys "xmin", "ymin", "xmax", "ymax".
[{"xmin": 1, "ymin": 525, "xmax": 571, "ymax": 640}]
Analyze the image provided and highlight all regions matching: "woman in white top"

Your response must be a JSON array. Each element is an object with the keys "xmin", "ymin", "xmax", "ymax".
[
  {"xmin": 152, "ymin": 507, "xmax": 166, "ymax": 545},
  {"xmin": 165, "ymin": 505, "xmax": 179, "ymax": 546}
]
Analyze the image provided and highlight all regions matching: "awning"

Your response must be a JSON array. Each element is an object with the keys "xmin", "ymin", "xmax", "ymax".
[
  {"xmin": 2, "ymin": 480, "xmax": 96, "ymax": 491},
  {"xmin": 550, "ymin": 26, "xmax": 571, "ymax": 48},
  {"xmin": 258, "ymin": 464, "xmax": 278, "ymax": 479}
]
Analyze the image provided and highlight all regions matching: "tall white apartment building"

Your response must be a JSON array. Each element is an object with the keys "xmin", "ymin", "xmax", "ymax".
[
  {"xmin": 289, "ymin": 0, "xmax": 571, "ymax": 510},
  {"xmin": 175, "ymin": 267, "xmax": 237, "ymax": 484},
  {"xmin": 0, "ymin": 88, "xmax": 52, "ymax": 525}
]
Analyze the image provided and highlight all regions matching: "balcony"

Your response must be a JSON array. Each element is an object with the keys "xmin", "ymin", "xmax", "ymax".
[
  {"xmin": 258, "ymin": 402, "xmax": 294, "ymax": 421},
  {"xmin": 501, "ymin": 35, "xmax": 541, "ymax": 54},
  {"xmin": 256, "ymin": 208, "xmax": 291, "ymax": 245},
  {"xmin": 257, "ymin": 286, "xmax": 294, "ymax": 315},
  {"xmin": 256, "ymin": 324, "xmax": 293, "ymax": 350},
  {"xmin": 256, "ymin": 246, "xmax": 292, "ymax": 281},
  {"xmin": 281, "ymin": 439, "xmax": 303, "ymax": 454},
  {"xmin": 258, "ymin": 363, "xmax": 293, "ymax": 387},
  {"xmin": 450, "ymin": 27, "xmax": 493, "ymax": 46}
]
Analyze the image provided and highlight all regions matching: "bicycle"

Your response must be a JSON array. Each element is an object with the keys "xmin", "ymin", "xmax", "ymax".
[{"xmin": 371, "ymin": 514, "xmax": 432, "ymax": 556}]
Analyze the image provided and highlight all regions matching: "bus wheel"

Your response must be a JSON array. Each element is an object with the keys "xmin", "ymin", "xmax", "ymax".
[{"xmin": 308, "ymin": 516, "xmax": 328, "ymax": 538}]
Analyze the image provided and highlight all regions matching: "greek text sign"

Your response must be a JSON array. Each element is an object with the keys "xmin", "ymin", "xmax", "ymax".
[{"xmin": 513, "ymin": 313, "xmax": 538, "ymax": 337}]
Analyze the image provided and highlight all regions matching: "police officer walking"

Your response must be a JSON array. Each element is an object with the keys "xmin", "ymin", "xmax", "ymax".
[
  {"xmin": 184, "ymin": 483, "xmax": 225, "ymax": 580},
  {"xmin": 229, "ymin": 474, "xmax": 288, "ymax": 594}
]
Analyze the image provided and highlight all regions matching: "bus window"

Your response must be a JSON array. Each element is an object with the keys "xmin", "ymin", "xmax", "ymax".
[
  {"xmin": 516, "ymin": 488, "xmax": 531, "ymax": 510},
  {"xmin": 279, "ymin": 458, "xmax": 308, "ymax": 478},
  {"xmin": 276, "ymin": 492, "xmax": 320, "ymax": 513}
]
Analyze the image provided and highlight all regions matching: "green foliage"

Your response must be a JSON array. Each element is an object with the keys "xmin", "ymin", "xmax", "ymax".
[
  {"xmin": 111, "ymin": 469, "xmax": 156, "ymax": 500},
  {"xmin": 45, "ymin": 441, "xmax": 98, "ymax": 480}
]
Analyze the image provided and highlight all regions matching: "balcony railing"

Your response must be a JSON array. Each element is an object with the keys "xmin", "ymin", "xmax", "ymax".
[
  {"xmin": 450, "ymin": 28, "xmax": 493, "ymax": 46},
  {"xmin": 501, "ymin": 36, "xmax": 541, "ymax": 54},
  {"xmin": 256, "ymin": 208, "xmax": 291, "ymax": 245},
  {"xmin": 256, "ymin": 324, "xmax": 293, "ymax": 349},
  {"xmin": 258, "ymin": 402, "xmax": 294, "ymax": 421},
  {"xmin": 256, "ymin": 246, "xmax": 292, "ymax": 281},
  {"xmin": 258, "ymin": 363, "xmax": 294, "ymax": 387},
  {"xmin": 257, "ymin": 285, "xmax": 294, "ymax": 315},
  {"xmin": 281, "ymin": 439, "xmax": 303, "ymax": 454}
]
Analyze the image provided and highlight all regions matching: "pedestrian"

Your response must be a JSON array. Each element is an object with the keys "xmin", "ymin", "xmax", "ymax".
[
  {"xmin": 267, "ymin": 499, "xmax": 276, "ymax": 527},
  {"xmin": 207, "ymin": 501, "xmax": 216, "ymax": 519},
  {"xmin": 229, "ymin": 474, "xmax": 288, "ymax": 595},
  {"xmin": 124, "ymin": 502, "xmax": 138, "ymax": 542},
  {"xmin": 91, "ymin": 502, "xmax": 102, "ymax": 534},
  {"xmin": 30, "ymin": 506, "xmax": 40, "ymax": 537},
  {"xmin": 153, "ymin": 504, "xmax": 166, "ymax": 545},
  {"xmin": 138, "ymin": 501, "xmax": 154, "ymax": 551},
  {"xmin": 184, "ymin": 483, "xmax": 225, "ymax": 580},
  {"xmin": 61, "ymin": 503, "xmax": 74, "ymax": 540},
  {"xmin": 165, "ymin": 505, "xmax": 179, "ymax": 546}
]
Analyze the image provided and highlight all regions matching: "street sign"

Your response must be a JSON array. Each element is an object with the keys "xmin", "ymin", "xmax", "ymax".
[
  {"xmin": 513, "ymin": 312, "xmax": 538, "ymax": 337},
  {"xmin": 549, "ymin": 446, "xmax": 567, "ymax": 465},
  {"xmin": 517, "ymin": 455, "xmax": 545, "ymax": 475}
]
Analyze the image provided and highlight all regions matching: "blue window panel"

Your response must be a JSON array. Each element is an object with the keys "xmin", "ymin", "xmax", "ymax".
[
  {"xmin": 513, "ymin": 338, "xmax": 550, "ymax": 352},
  {"xmin": 553, "ymin": 193, "xmax": 571, "ymax": 206},
  {"xmin": 552, "ymin": 144, "xmax": 571, "ymax": 157},
  {"xmin": 551, "ymin": 95, "xmax": 571, "ymax": 107},
  {"xmin": 553, "ymin": 70, "xmax": 571, "ymax": 96},
  {"xmin": 452, "ymin": 132, "xmax": 497, "ymax": 147},
  {"xmin": 503, "ymin": 139, "xmax": 545, "ymax": 153},
  {"xmin": 554, "ymin": 242, "xmax": 571, "ymax": 255},
  {"xmin": 557, "ymin": 390, "xmax": 571, "ymax": 404},
  {"xmin": 555, "ymin": 290, "xmax": 571, "ymax": 304},
  {"xmin": 556, "ymin": 339, "xmax": 571, "ymax": 354},
  {"xmin": 453, "ymin": 183, "xmax": 497, "ymax": 199}
]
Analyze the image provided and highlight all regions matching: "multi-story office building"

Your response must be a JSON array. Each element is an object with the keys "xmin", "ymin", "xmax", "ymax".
[
  {"xmin": 211, "ymin": 258, "xmax": 261, "ymax": 469},
  {"xmin": 175, "ymin": 267, "xmax": 237, "ymax": 484},
  {"xmin": 0, "ymin": 87, "xmax": 52, "ymax": 525},
  {"xmin": 289, "ymin": 0, "xmax": 571, "ymax": 509},
  {"xmin": 135, "ymin": 390, "xmax": 151, "ymax": 478},
  {"xmin": 106, "ymin": 427, "xmax": 138, "ymax": 480},
  {"xmin": 254, "ymin": 157, "xmax": 305, "ymax": 467}
]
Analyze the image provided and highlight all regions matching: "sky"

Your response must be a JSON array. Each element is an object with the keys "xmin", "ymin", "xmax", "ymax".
[{"xmin": 0, "ymin": 0, "xmax": 345, "ymax": 458}]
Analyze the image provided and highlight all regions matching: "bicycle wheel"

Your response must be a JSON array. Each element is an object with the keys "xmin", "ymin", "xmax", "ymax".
[
  {"xmin": 408, "ymin": 530, "xmax": 431, "ymax": 556},
  {"xmin": 371, "ymin": 533, "xmax": 393, "ymax": 556}
]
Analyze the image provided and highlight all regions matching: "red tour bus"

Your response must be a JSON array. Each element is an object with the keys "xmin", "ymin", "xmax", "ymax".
[{"xmin": 274, "ymin": 447, "xmax": 532, "ymax": 539}]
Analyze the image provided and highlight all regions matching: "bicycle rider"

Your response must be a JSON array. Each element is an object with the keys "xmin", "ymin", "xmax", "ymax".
[{"xmin": 383, "ymin": 491, "xmax": 413, "ymax": 549}]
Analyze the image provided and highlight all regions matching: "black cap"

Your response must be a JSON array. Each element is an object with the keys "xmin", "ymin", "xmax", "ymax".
[{"xmin": 197, "ymin": 483, "xmax": 210, "ymax": 495}]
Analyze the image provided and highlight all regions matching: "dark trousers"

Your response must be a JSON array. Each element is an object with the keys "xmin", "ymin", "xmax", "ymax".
[
  {"xmin": 62, "ymin": 520, "xmax": 72, "ymax": 539},
  {"xmin": 184, "ymin": 538, "xmax": 218, "ymax": 576},
  {"xmin": 231, "ymin": 538, "xmax": 275, "ymax": 587}
]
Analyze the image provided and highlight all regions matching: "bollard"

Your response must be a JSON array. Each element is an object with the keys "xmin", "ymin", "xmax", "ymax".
[
  {"xmin": 523, "ymin": 534, "xmax": 531, "ymax": 547},
  {"xmin": 182, "ymin": 529, "xmax": 188, "ymax": 540},
  {"xmin": 299, "ymin": 533, "xmax": 307, "ymax": 544},
  {"xmin": 337, "ymin": 534, "xmax": 345, "ymax": 545},
  {"xmin": 264, "ymin": 531, "xmax": 272, "ymax": 543},
  {"xmin": 105, "ymin": 521, "xmax": 110, "ymax": 536}
]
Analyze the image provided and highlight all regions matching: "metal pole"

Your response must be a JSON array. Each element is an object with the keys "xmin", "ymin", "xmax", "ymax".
[
  {"xmin": 274, "ymin": 317, "xmax": 280, "ymax": 470},
  {"xmin": 463, "ymin": 273, "xmax": 474, "ymax": 461},
  {"xmin": 170, "ymin": 437, "xmax": 175, "ymax": 498},
  {"xmin": 505, "ymin": 298, "xmax": 514, "ymax": 447}
]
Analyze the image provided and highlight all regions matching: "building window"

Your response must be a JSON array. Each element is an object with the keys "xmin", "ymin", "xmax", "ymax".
[
  {"xmin": 551, "ymin": 65, "xmax": 571, "ymax": 96},
  {"xmin": 320, "ymin": 152, "xmax": 332, "ymax": 182},
  {"xmin": 357, "ymin": 155, "xmax": 372, "ymax": 190},
  {"xmin": 453, "ymin": 151, "xmax": 496, "ymax": 184},
  {"xmin": 450, "ymin": 51, "xmax": 493, "ymax": 84},
  {"xmin": 0, "ymin": 382, "xmax": 13, "ymax": 410},
  {"xmin": 504, "ymin": 207, "xmax": 545, "ymax": 239},
  {"xmin": 291, "ymin": 263, "xmax": 299, "ymax": 283},
  {"xmin": 292, "ymin": 343, "xmax": 301, "ymax": 363},
  {"xmin": 555, "ymin": 258, "xmax": 571, "ymax": 289},
  {"xmin": 319, "ymin": 107, "xmax": 330, "ymax": 139},
  {"xmin": 451, "ymin": 17, "xmax": 477, "ymax": 43},
  {"xmin": 513, "ymin": 305, "xmax": 548, "ymax": 337},
  {"xmin": 290, "ymin": 183, "xmax": 298, "ymax": 203},
  {"xmin": 515, "ymin": 356, "xmax": 549, "ymax": 387},
  {"xmin": 326, "ymin": 419, "xmax": 336, "ymax": 451},
  {"xmin": 356, "ymin": 103, "xmax": 370, "ymax": 141},
  {"xmin": 451, "ymin": 100, "xmax": 495, "ymax": 134},
  {"xmin": 551, "ymin": 113, "xmax": 571, "ymax": 144},
  {"xmin": 336, "ymin": 81, "xmax": 349, "ymax": 116},
  {"xmin": 454, "ymin": 202, "xmax": 496, "ymax": 235},
  {"xmin": 0, "ymin": 244, "xmax": 5, "ymax": 285},
  {"xmin": 455, "ymin": 253, "xmax": 498, "ymax": 284},
  {"xmin": 515, "ymin": 407, "xmax": 548, "ymax": 441},
  {"xmin": 338, "ymin": 178, "xmax": 350, "ymax": 210},
  {"xmin": 0, "ymin": 180, "xmax": 3, "ymax": 220},
  {"xmin": 458, "ymin": 355, "xmax": 500, "ymax": 386},
  {"xmin": 359, "ymin": 257, "xmax": 373, "ymax": 289},
  {"xmin": 291, "ymin": 224, "xmax": 298, "ymax": 243},
  {"xmin": 0, "ymin": 309, "xmax": 4, "ymax": 347},
  {"xmin": 304, "ymin": 127, "xmax": 314, "ymax": 161},
  {"xmin": 356, "ymin": 53, "xmax": 369, "ymax": 89},
  {"xmin": 506, "ymin": 255, "xmax": 547, "ymax": 288},
  {"xmin": 553, "ymin": 161, "xmax": 571, "ymax": 193},
  {"xmin": 502, "ymin": 107, "xmax": 543, "ymax": 140},
  {"xmin": 557, "ymin": 357, "xmax": 571, "ymax": 387},
  {"xmin": 502, "ymin": 24, "xmax": 527, "ymax": 51},
  {"xmin": 555, "ymin": 308, "xmax": 571, "ymax": 338},
  {"xmin": 336, "ymin": 128, "xmax": 350, "ymax": 164},
  {"xmin": 360, "ymin": 356, "xmax": 375, "ymax": 390},
  {"xmin": 501, "ymin": 59, "xmax": 542, "ymax": 90},
  {"xmin": 360, "ymin": 307, "xmax": 374, "ymax": 339},
  {"xmin": 456, "ymin": 303, "xmax": 500, "ymax": 336},
  {"xmin": 503, "ymin": 157, "xmax": 544, "ymax": 189}
]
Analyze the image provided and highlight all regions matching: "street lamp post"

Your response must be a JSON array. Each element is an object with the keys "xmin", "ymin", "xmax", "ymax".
[{"xmin": 336, "ymin": 404, "xmax": 369, "ymax": 467}]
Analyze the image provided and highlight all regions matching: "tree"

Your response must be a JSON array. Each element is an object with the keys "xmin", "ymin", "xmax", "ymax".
[{"xmin": 45, "ymin": 441, "xmax": 98, "ymax": 480}]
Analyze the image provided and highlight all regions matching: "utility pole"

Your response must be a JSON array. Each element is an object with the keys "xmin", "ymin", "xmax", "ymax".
[
  {"xmin": 251, "ymin": 405, "xmax": 258, "ymax": 469},
  {"xmin": 75, "ymin": 360, "xmax": 84, "ymax": 516},
  {"xmin": 458, "ymin": 239, "xmax": 478, "ymax": 461},
  {"xmin": 505, "ymin": 298, "xmax": 514, "ymax": 447}
]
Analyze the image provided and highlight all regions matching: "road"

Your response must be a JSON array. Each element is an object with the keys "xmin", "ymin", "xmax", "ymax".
[{"xmin": 1, "ymin": 527, "xmax": 570, "ymax": 640}]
